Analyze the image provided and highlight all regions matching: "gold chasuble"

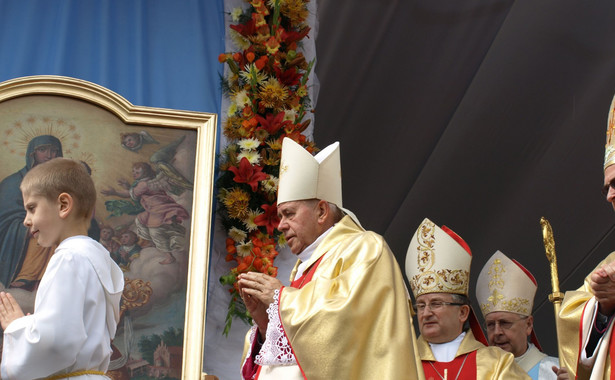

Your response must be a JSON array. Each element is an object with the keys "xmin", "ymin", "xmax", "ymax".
[
  {"xmin": 278, "ymin": 215, "xmax": 424, "ymax": 380},
  {"xmin": 558, "ymin": 252, "xmax": 615, "ymax": 380},
  {"xmin": 417, "ymin": 330, "xmax": 530, "ymax": 379}
]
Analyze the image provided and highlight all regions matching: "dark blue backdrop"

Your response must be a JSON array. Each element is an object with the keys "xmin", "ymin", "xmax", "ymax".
[{"xmin": 0, "ymin": 0, "xmax": 224, "ymax": 114}]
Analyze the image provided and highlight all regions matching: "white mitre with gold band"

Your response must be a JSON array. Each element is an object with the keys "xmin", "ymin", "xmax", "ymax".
[
  {"xmin": 278, "ymin": 137, "xmax": 342, "ymax": 206},
  {"xmin": 476, "ymin": 250, "xmax": 537, "ymax": 318},
  {"xmin": 604, "ymin": 93, "xmax": 615, "ymax": 169},
  {"xmin": 405, "ymin": 218, "xmax": 472, "ymax": 298}
]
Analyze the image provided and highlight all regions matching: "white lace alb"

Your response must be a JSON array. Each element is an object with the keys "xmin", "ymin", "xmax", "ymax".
[{"xmin": 254, "ymin": 289, "xmax": 296, "ymax": 366}]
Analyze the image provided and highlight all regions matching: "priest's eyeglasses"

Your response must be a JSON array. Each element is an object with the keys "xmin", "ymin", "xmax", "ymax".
[
  {"xmin": 484, "ymin": 316, "xmax": 528, "ymax": 331},
  {"xmin": 602, "ymin": 179, "xmax": 615, "ymax": 196},
  {"xmin": 413, "ymin": 301, "xmax": 464, "ymax": 313}
]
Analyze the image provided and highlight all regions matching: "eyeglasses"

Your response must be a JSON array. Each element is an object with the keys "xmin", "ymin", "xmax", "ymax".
[
  {"xmin": 602, "ymin": 179, "xmax": 615, "ymax": 196},
  {"xmin": 413, "ymin": 301, "xmax": 465, "ymax": 313},
  {"xmin": 484, "ymin": 316, "xmax": 528, "ymax": 331}
]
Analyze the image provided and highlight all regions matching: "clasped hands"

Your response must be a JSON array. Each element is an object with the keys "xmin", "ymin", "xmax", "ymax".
[
  {"xmin": 591, "ymin": 261, "xmax": 615, "ymax": 316},
  {"xmin": 0, "ymin": 292, "xmax": 24, "ymax": 330},
  {"xmin": 237, "ymin": 272, "xmax": 283, "ymax": 337},
  {"xmin": 238, "ymin": 272, "xmax": 283, "ymax": 307}
]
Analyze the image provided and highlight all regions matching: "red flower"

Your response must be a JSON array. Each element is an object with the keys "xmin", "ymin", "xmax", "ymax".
[
  {"xmin": 255, "ymin": 112, "xmax": 291, "ymax": 134},
  {"xmin": 274, "ymin": 66, "xmax": 302, "ymax": 87},
  {"xmin": 254, "ymin": 203, "xmax": 280, "ymax": 235},
  {"xmin": 229, "ymin": 18, "xmax": 256, "ymax": 37},
  {"xmin": 228, "ymin": 157, "xmax": 268, "ymax": 192},
  {"xmin": 281, "ymin": 27, "xmax": 310, "ymax": 46}
]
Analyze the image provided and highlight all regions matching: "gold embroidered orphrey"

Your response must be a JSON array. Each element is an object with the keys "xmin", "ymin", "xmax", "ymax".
[
  {"xmin": 604, "ymin": 95, "xmax": 615, "ymax": 168},
  {"xmin": 279, "ymin": 162, "xmax": 289, "ymax": 176},
  {"xmin": 410, "ymin": 220, "xmax": 469, "ymax": 296},
  {"xmin": 480, "ymin": 258, "xmax": 531, "ymax": 316}
]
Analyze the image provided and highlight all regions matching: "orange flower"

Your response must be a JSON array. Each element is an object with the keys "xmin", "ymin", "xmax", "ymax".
[
  {"xmin": 241, "ymin": 117, "xmax": 259, "ymax": 134},
  {"xmin": 250, "ymin": 0, "xmax": 270, "ymax": 16},
  {"xmin": 255, "ymin": 56, "xmax": 268, "ymax": 70},
  {"xmin": 264, "ymin": 36, "xmax": 280, "ymax": 55},
  {"xmin": 267, "ymin": 266, "xmax": 278, "ymax": 277}
]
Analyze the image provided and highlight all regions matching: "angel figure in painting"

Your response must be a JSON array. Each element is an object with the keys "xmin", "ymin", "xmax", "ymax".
[
  {"xmin": 101, "ymin": 135, "xmax": 192, "ymax": 265},
  {"xmin": 98, "ymin": 223, "xmax": 120, "ymax": 255},
  {"xmin": 111, "ymin": 230, "xmax": 142, "ymax": 270},
  {"xmin": 120, "ymin": 130, "xmax": 159, "ymax": 152}
]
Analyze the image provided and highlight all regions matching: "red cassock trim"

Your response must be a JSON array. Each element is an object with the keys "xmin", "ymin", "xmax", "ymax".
[
  {"xmin": 258, "ymin": 256, "xmax": 326, "ymax": 380},
  {"xmin": 422, "ymin": 351, "xmax": 477, "ymax": 380}
]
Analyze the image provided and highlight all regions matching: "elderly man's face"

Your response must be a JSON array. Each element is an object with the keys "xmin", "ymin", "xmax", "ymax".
[
  {"xmin": 416, "ymin": 293, "xmax": 469, "ymax": 344},
  {"xmin": 277, "ymin": 200, "xmax": 323, "ymax": 254},
  {"xmin": 603, "ymin": 165, "xmax": 615, "ymax": 210},
  {"xmin": 485, "ymin": 311, "xmax": 532, "ymax": 357}
]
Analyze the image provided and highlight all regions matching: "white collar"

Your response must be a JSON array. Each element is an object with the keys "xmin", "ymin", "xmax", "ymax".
[
  {"xmin": 429, "ymin": 332, "xmax": 466, "ymax": 362},
  {"xmin": 295, "ymin": 225, "xmax": 334, "ymax": 278}
]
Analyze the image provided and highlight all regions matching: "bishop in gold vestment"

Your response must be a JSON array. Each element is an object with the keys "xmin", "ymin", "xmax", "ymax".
[
  {"xmin": 558, "ymin": 252, "xmax": 615, "ymax": 380},
  {"xmin": 238, "ymin": 139, "xmax": 424, "ymax": 380},
  {"xmin": 406, "ymin": 218, "xmax": 530, "ymax": 379},
  {"xmin": 556, "ymin": 93, "xmax": 615, "ymax": 380}
]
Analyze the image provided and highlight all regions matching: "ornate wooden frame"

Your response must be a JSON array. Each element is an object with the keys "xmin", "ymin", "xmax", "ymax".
[{"xmin": 0, "ymin": 75, "xmax": 217, "ymax": 379}]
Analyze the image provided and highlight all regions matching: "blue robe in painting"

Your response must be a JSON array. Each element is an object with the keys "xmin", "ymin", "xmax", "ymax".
[{"xmin": 0, "ymin": 135, "xmax": 63, "ymax": 287}]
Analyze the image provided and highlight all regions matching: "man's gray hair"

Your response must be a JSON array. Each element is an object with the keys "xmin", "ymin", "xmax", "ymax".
[
  {"xmin": 450, "ymin": 294, "xmax": 471, "ymax": 331},
  {"xmin": 328, "ymin": 202, "xmax": 344, "ymax": 222}
]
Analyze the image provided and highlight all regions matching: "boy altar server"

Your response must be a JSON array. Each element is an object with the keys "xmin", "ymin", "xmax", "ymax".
[
  {"xmin": 476, "ymin": 250, "xmax": 559, "ymax": 379},
  {"xmin": 406, "ymin": 218, "xmax": 529, "ymax": 379},
  {"xmin": 238, "ymin": 138, "xmax": 424, "ymax": 380},
  {"xmin": 0, "ymin": 158, "xmax": 124, "ymax": 380}
]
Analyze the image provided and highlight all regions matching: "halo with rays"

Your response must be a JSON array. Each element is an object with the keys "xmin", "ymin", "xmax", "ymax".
[
  {"xmin": 2, "ymin": 116, "xmax": 82, "ymax": 157},
  {"xmin": 70, "ymin": 151, "xmax": 98, "ymax": 175}
]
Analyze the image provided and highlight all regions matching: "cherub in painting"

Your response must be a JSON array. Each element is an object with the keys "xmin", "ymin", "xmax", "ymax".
[
  {"xmin": 120, "ymin": 130, "xmax": 158, "ymax": 152},
  {"xmin": 101, "ymin": 135, "xmax": 192, "ymax": 264}
]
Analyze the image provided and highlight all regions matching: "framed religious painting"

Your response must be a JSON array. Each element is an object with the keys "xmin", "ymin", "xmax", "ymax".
[{"xmin": 0, "ymin": 75, "xmax": 217, "ymax": 380}]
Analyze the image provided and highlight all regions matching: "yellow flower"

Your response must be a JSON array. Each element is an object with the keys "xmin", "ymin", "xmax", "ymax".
[
  {"xmin": 259, "ymin": 78, "xmax": 288, "ymax": 111},
  {"xmin": 280, "ymin": 0, "xmax": 309, "ymax": 25},
  {"xmin": 223, "ymin": 116, "xmax": 244, "ymax": 140},
  {"xmin": 236, "ymin": 241, "xmax": 253, "ymax": 257},
  {"xmin": 243, "ymin": 209, "xmax": 263, "ymax": 232},
  {"xmin": 240, "ymin": 63, "xmax": 268, "ymax": 85},
  {"xmin": 295, "ymin": 85, "xmax": 307, "ymax": 97},
  {"xmin": 223, "ymin": 188, "xmax": 251, "ymax": 219},
  {"xmin": 261, "ymin": 148, "xmax": 281, "ymax": 166},
  {"xmin": 266, "ymin": 138, "xmax": 282, "ymax": 151},
  {"xmin": 230, "ymin": 29, "xmax": 251, "ymax": 50},
  {"xmin": 238, "ymin": 150, "xmax": 261, "ymax": 165},
  {"xmin": 261, "ymin": 175, "xmax": 279, "ymax": 193},
  {"xmin": 231, "ymin": 7, "xmax": 243, "ymax": 22},
  {"xmin": 254, "ymin": 128, "xmax": 270, "ymax": 141},
  {"xmin": 283, "ymin": 109, "xmax": 297, "ymax": 123},
  {"xmin": 247, "ymin": 33, "xmax": 270, "ymax": 46},
  {"xmin": 227, "ymin": 103, "xmax": 238, "ymax": 117},
  {"xmin": 229, "ymin": 227, "xmax": 247, "ymax": 243},
  {"xmin": 266, "ymin": 0, "xmax": 281, "ymax": 7},
  {"xmin": 233, "ymin": 89, "xmax": 251, "ymax": 108}
]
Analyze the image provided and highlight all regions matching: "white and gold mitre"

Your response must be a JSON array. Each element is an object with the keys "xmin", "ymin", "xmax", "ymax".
[
  {"xmin": 277, "ymin": 137, "xmax": 342, "ymax": 207},
  {"xmin": 405, "ymin": 218, "xmax": 472, "ymax": 298},
  {"xmin": 476, "ymin": 250, "xmax": 537, "ymax": 317},
  {"xmin": 605, "ymin": 94, "xmax": 615, "ymax": 169}
]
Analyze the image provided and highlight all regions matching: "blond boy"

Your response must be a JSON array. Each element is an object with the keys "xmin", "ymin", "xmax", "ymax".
[{"xmin": 0, "ymin": 158, "xmax": 124, "ymax": 380}]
